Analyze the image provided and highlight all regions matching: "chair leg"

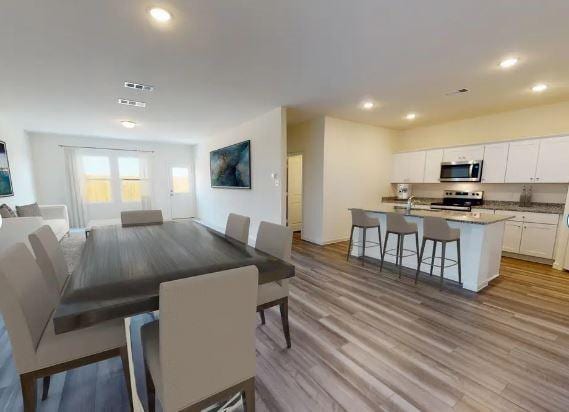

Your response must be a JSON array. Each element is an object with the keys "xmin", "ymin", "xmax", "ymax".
[
  {"xmin": 243, "ymin": 377, "xmax": 256, "ymax": 412},
  {"xmin": 41, "ymin": 376, "xmax": 50, "ymax": 401},
  {"xmin": 259, "ymin": 310, "xmax": 266, "ymax": 325},
  {"xmin": 144, "ymin": 361, "xmax": 156, "ymax": 412},
  {"xmin": 361, "ymin": 227, "xmax": 367, "ymax": 266},
  {"xmin": 430, "ymin": 240, "xmax": 437, "ymax": 276},
  {"xmin": 415, "ymin": 238, "xmax": 426, "ymax": 284},
  {"xmin": 397, "ymin": 234, "xmax": 403, "ymax": 278},
  {"xmin": 414, "ymin": 233, "xmax": 420, "ymax": 267},
  {"xmin": 377, "ymin": 225, "xmax": 383, "ymax": 267},
  {"xmin": 379, "ymin": 232, "xmax": 390, "ymax": 272},
  {"xmin": 20, "ymin": 374, "xmax": 36, "ymax": 412},
  {"xmin": 119, "ymin": 346, "xmax": 134, "ymax": 412},
  {"xmin": 440, "ymin": 241, "xmax": 446, "ymax": 290},
  {"xmin": 456, "ymin": 239, "xmax": 462, "ymax": 286},
  {"xmin": 346, "ymin": 225, "xmax": 355, "ymax": 261},
  {"xmin": 279, "ymin": 298, "xmax": 291, "ymax": 349}
]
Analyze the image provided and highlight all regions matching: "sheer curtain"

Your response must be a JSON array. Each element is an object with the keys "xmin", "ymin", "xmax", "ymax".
[{"xmin": 63, "ymin": 147, "xmax": 88, "ymax": 228}]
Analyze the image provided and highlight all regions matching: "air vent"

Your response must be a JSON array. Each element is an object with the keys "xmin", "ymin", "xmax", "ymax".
[
  {"xmin": 124, "ymin": 81, "xmax": 154, "ymax": 92},
  {"xmin": 117, "ymin": 98, "xmax": 146, "ymax": 108},
  {"xmin": 445, "ymin": 88, "xmax": 470, "ymax": 96}
]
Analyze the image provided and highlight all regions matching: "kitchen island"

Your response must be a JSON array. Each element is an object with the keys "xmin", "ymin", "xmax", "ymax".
[{"xmin": 349, "ymin": 206, "xmax": 513, "ymax": 292}]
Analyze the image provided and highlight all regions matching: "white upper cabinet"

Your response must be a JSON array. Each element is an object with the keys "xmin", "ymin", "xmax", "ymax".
[
  {"xmin": 442, "ymin": 145, "xmax": 484, "ymax": 163},
  {"xmin": 390, "ymin": 151, "xmax": 426, "ymax": 183},
  {"xmin": 481, "ymin": 143, "xmax": 508, "ymax": 183},
  {"xmin": 423, "ymin": 149, "xmax": 444, "ymax": 183},
  {"xmin": 534, "ymin": 136, "xmax": 569, "ymax": 183},
  {"xmin": 505, "ymin": 140, "xmax": 539, "ymax": 183}
]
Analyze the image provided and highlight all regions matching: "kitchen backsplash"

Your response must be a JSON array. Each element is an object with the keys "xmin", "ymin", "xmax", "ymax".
[{"xmin": 398, "ymin": 183, "xmax": 568, "ymax": 204}]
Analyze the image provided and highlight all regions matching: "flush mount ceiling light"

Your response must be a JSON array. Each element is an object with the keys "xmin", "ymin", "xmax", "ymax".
[
  {"xmin": 360, "ymin": 100, "xmax": 376, "ymax": 111},
  {"xmin": 149, "ymin": 7, "xmax": 172, "ymax": 23},
  {"xmin": 121, "ymin": 120, "xmax": 137, "ymax": 129},
  {"xmin": 405, "ymin": 113, "xmax": 417, "ymax": 120},
  {"xmin": 531, "ymin": 83, "xmax": 548, "ymax": 93},
  {"xmin": 499, "ymin": 57, "xmax": 519, "ymax": 69}
]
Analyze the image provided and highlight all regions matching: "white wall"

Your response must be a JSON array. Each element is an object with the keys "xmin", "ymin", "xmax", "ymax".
[
  {"xmin": 194, "ymin": 107, "xmax": 286, "ymax": 244},
  {"xmin": 0, "ymin": 118, "xmax": 36, "ymax": 207},
  {"xmin": 29, "ymin": 132, "xmax": 195, "ymax": 224}
]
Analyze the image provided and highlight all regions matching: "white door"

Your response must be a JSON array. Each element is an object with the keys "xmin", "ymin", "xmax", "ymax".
[
  {"xmin": 502, "ymin": 221, "xmax": 523, "ymax": 253},
  {"xmin": 287, "ymin": 154, "xmax": 303, "ymax": 232},
  {"xmin": 505, "ymin": 140, "xmax": 539, "ymax": 183},
  {"xmin": 423, "ymin": 149, "xmax": 444, "ymax": 183},
  {"xmin": 534, "ymin": 136, "xmax": 569, "ymax": 183},
  {"xmin": 169, "ymin": 165, "xmax": 193, "ymax": 219},
  {"xmin": 482, "ymin": 143, "xmax": 508, "ymax": 183},
  {"xmin": 519, "ymin": 223, "xmax": 557, "ymax": 259},
  {"xmin": 442, "ymin": 145, "xmax": 484, "ymax": 162}
]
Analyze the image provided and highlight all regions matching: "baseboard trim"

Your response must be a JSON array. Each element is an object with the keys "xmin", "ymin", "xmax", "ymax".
[{"xmin": 502, "ymin": 252, "xmax": 554, "ymax": 266}]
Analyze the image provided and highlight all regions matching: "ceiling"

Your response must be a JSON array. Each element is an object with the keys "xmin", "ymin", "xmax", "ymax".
[{"xmin": 1, "ymin": 1, "xmax": 569, "ymax": 143}]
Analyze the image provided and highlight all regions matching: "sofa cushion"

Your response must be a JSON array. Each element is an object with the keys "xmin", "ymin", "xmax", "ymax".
[
  {"xmin": 0, "ymin": 204, "xmax": 16, "ymax": 218},
  {"xmin": 16, "ymin": 203, "xmax": 42, "ymax": 217}
]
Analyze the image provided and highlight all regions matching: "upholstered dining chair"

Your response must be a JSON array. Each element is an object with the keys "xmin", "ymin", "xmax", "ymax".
[
  {"xmin": 225, "ymin": 213, "xmax": 250, "ymax": 243},
  {"xmin": 255, "ymin": 221, "xmax": 293, "ymax": 348},
  {"xmin": 140, "ymin": 266, "xmax": 258, "ymax": 412},
  {"xmin": 121, "ymin": 209, "xmax": 164, "ymax": 227},
  {"xmin": 0, "ymin": 243, "xmax": 132, "ymax": 412},
  {"xmin": 29, "ymin": 225, "xmax": 70, "ymax": 296}
]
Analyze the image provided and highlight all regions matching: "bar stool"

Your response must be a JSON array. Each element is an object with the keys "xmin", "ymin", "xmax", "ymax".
[
  {"xmin": 380, "ymin": 213, "xmax": 420, "ymax": 277},
  {"xmin": 346, "ymin": 209, "xmax": 383, "ymax": 266},
  {"xmin": 416, "ymin": 216, "xmax": 462, "ymax": 290}
]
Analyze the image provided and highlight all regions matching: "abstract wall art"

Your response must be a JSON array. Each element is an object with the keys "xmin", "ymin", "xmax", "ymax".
[
  {"xmin": 0, "ymin": 141, "xmax": 14, "ymax": 197},
  {"xmin": 210, "ymin": 140, "xmax": 251, "ymax": 189}
]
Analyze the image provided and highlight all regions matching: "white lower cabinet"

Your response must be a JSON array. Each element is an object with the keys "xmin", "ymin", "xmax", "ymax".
[
  {"xmin": 502, "ymin": 221, "xmax": 523, "ymax": 253},
  {"xmin": 518, "ymin": 223, "xmax": 558, "ymax": 259},
  {"xmin": 498, "ymin": 211, "xmax": 559, "ymax": 259}
]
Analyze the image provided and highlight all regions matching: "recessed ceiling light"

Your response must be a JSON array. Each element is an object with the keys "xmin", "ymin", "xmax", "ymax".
[
  {"xmin": 405, "ymin": 113, "xmax": 417, "ymax": 120},
  {"xmin": 531, "ymin": 83, "xmax": 548, "ymax": 93},
  {"xmin": 149, "ymin": 7, "xmax": 172, "ymax": 23},
  {"xmin": 499, "ymin": 57, "xmax": 519, "ymax": 69},
  {"xmin": 121, "ymin": 120, "xmax": 137, "ymax": 129},
  {"xmin": 361, "ymin": 101, "xmax": 375, "ymax": 110}
]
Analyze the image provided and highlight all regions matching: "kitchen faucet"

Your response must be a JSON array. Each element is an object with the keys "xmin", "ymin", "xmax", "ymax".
[{"xmin": 406, "ymin": 195, "xmax": 416, "ymax": 210}]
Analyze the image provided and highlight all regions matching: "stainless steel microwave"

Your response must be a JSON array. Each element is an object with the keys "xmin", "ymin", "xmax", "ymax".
[{"xmin": 440, "ymin": 160, "xmax": 483, "ymax": 182}]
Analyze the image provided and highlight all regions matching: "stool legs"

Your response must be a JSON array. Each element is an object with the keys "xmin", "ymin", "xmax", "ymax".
[
  {"xmin": 346, "ymin": 225, "xmax": 355, "ymax": 261},
  {"xmin": 429, "ymin": 240, "xmax": 437, "ymax": 276},
  {"xmin": 397, "ymin": 234, "xmax": 403, "ymax": 278},
  {"xmin": 440, "ymin": 241, "xmax": 446, "ymax": 290},
  {"xmin": 415, "ymin": 238, "xmax": 427, "ymax": 284},
  {"xmin": 380, "ymin": 232, "xmax": 389, "ymax": 272},
  {"xmin": 457, "ymin": 239, "xmax": 462, "ymax": 285},
  {"xmin": 377, "ymin": 226, "xmax": 384, "ymax": 263},
  {"xmin": 362, "ymin": 227, "xmax": 367, "ymax": 266}
]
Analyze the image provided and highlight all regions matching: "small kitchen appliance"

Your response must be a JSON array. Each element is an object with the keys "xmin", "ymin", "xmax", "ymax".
[
  {"xmin": 430, "ymin": 191, "xmax": 484, "ymax": 212},
  {"xmin": 396, "ymin": 184, "xmax": 412, "ymax": 200}
]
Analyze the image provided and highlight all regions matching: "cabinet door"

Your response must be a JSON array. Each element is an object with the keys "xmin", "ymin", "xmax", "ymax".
[
  {"xmin": 482, "ymin": 143, "xmax": 508, "ymax": 183},
  {"xmin": 391, "ymin": 152, "xmax": 426, "ymax": 183},
  {"xmin": 390, "ymin": 153, "xmax": 406, "ymax": 183},
  {"xmin": 505, "ymin": 140, "xmax": 539, "ymax": 183},
  {"xmin": 519, "ymin": 223, "xmax": 557, "ymax": 259},
  {"xmin": 442, "ymin": 145, "xmax": 484, "ymax": 162},
  {"xmin": 423, "ymin": 149, "xmax": 443, "ymax": 183},
  {"xmin": 502, "ymin": 221, "xmax": 522, "ymax": 253},
  {"xmin": 534, "ymin": 136, "xmax": 569, "ymax": 183}
]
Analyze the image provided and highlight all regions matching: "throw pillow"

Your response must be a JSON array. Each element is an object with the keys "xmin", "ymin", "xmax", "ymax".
[
  {"xmin": 16, "ymin": 203, "xmax": 42, "ymax": 217},
  {"xmin": 0, "ymin": 203, "xmax": 17, "ymax": 218}
]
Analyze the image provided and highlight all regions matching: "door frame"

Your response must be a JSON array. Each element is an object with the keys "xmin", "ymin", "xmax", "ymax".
[{"xmin": 286, "ymin": 152, "xmax": 303, "ymax": 233}]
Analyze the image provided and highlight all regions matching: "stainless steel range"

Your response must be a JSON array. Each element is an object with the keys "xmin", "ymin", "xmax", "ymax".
[{"xmin": 430, "ymin": 191, "xmax": 484, "ymax": 212}]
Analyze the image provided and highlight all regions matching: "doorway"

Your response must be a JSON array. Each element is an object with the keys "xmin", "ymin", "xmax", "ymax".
[
  {"xmin": 169, "ymin": 165, "xmax": 193, "ymax": 219},
  {"xmin": 287, "ymin": 154, "xmax": 303, "ymax": 232}
]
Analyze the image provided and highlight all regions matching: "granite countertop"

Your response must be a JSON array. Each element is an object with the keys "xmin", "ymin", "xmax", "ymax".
[
  {"xmin": 381, "ymin": 197, "xmax": 565, "ymax": 214},
  {"xmin": 352, "ymin": 206, "xmax": 513, "ymax": 225}
]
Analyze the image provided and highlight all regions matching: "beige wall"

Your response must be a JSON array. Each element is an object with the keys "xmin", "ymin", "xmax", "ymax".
[{"xmin": 397, "ymin": 100, "xmax": 569, "ymax": 152}]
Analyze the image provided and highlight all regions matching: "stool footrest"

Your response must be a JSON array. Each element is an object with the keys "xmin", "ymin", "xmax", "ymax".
[{"xmin": 384, "ymin": 248, "xmax": 418, "ymax": 259}]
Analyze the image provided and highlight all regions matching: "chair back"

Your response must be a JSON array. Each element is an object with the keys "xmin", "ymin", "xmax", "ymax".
[
  {"xmin": 350, "ymin": 209, "xmax": 378, "ymax": 228},
  {"xmin": 423, "ymin": 216, "xmax": 456, "ymax": 240},
  {"xmin": 0, "ymin": 243, "xmax": 57, "ymax": 373},
  {"xmin": 386, "ymin": 212, "xmax": 414, "ymax": 233},
  {"xmin": 225, "ymin": 213, "xmax": 250, "ymax": 243},
  {"xmin": 29, "ymin": 225, "xmax": 69, "ymax": 297},
  {"xmin": 255, "ymin": 221, "xmax": 292, "ymax": 263},
  {"xmin": 159, "ymin": 266, "xmax": 258, "ymax": 412},
  {"xmin": 121, "ymin": 210, "xmax": 163, "ymax": 227}
]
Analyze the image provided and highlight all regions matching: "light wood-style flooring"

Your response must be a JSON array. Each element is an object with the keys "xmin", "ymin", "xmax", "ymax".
[{"xmin": 2, "ymin": 235, "xmax": 569, "ymax": 411}]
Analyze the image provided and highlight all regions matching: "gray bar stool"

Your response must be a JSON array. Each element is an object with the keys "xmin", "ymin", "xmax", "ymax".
[
  {"xmin": 380, "ymin": 213, "xmax": 420, "ymax": 277},
  {"xmin": 416, "ymin": 216, "xmax": 462, "ymax": 289},
  {"xmin": 347, "ymin": 209, "xmax": 383, "ymax": 266}
]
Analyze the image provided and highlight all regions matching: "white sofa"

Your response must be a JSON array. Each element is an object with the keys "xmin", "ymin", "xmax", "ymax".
[{"xmin": 0, "ymin": 205, "xmax": 70, "ymax": 255}]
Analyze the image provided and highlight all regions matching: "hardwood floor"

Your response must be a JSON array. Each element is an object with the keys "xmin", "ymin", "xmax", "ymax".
[{"xmin": 2, "ymin": 235, "xmax": 569, "ymax": 411}]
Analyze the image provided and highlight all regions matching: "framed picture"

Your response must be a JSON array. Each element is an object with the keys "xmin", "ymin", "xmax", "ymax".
[
  {"xmin": 210, "ymin": 140, "xmax": 251, "ymax": 189},
  {"xmin": 0, "ymin": 141, "xmax": 14, "ymax": 197}
]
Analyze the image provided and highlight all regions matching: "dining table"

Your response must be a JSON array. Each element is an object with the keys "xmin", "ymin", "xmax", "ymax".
[{"xmin": 53, "ymin": 220, "xmax": 296, "ymax": 334}]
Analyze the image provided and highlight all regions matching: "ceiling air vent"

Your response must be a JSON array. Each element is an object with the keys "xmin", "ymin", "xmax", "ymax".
[
  {"xmin": 445, "ymin": 88, "xmax": 470, "ymax": 96},
  {"xmin": 117, "ymin": 98, "xmax": 146, "ymax": 108},
  {"xmin": 124, "ymin": 81, "xmax": 154, "ymax": 92}
]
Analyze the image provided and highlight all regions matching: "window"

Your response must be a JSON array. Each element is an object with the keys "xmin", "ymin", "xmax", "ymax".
[
  {"xmin": 83, "ymin": 156, "xmax": 112, "ymax": 203},
  {"xmin": 171, "ymin": 167, "xmax": 190, "ymax": 193},
  {"xmin": 119, "ymin": 157, "xmax": 142, "ymax": 202}
]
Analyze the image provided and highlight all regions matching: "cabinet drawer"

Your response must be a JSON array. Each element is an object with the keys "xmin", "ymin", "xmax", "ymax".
[{"xmin": 521, "ymin": 212, "xmax": 559, "ymax": 225}]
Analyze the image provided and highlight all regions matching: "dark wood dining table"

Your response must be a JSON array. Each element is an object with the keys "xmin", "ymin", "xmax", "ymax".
[{"xmin": 53, "ymin": 220, "xmax": 295, "ymax": 334}]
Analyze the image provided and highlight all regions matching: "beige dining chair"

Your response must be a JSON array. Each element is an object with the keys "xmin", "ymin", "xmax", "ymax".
[
  {"xmin": 29, "ymin": 225, "xmax": 70, "ymax": 296},
  {"xmin": 121, "ymin": 209, "xmax": 164, "ymax": 227},
  {"xmin": 141, "ymin": 266, "xmax": 258, "ymax": 412},
  {"xmin": 0, "ymin": 243, "xmax": 132, "ymax": 412},
  {"xmin": 255, "ymin": 221, "xmax": 292, "ymax": 348},
  {"xmin": 225, "ymin": 213, "xmax": 250, "ymax": 243}
]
